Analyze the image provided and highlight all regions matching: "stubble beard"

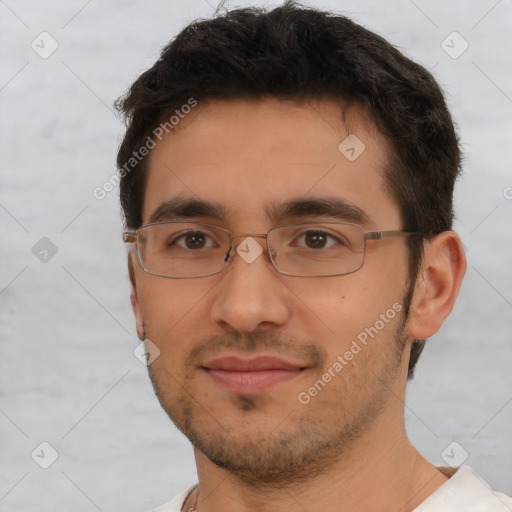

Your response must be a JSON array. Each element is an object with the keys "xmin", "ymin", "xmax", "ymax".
[{"xmin": 147, "ymin": 310, "xmax": 409, "ymax": 487}]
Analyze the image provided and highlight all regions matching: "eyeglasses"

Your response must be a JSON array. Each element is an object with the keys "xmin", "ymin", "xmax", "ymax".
[{"xmin": 123, "ymin": 221, "xmax": 421, "ymax": 279}]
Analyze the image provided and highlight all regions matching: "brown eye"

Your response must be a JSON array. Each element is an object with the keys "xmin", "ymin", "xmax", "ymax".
[
  {"xmin": 304, "ymin": 231, "xmax": 328, "ymax": 249},
  {"xmin": 184, "ymin": 232, "xmax": 207, "ymax": 249},
  {"xmin": 172, "ymin": 231, "xmax": 214, "ymax": 250}
]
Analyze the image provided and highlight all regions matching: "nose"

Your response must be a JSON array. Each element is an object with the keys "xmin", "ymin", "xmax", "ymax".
[{"xmin": 209, "ymin": 237, "xmax": 291, "ymax": 333}]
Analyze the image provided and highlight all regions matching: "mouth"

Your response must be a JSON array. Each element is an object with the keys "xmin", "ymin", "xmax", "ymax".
[{"xmin": 201, "ymin": 356, "xmax": 307, "ymax": 394}]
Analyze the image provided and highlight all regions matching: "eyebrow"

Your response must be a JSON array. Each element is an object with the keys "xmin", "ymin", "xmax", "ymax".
[
  {"xmin": 148, "ymin": 196, "xmax": 370, "ymax": 226},
  {"xmin": 149, "ymin": 197, "xmax": 227, "ymax": 224},
  {"xmin": 265, "ymin": 197, "xmax": 369, "ymax": 225}
]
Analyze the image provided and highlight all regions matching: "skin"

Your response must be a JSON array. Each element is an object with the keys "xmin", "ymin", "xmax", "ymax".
[{"xmin": 129, "ymin": 98, "xmax": 466, "ymax": 512}]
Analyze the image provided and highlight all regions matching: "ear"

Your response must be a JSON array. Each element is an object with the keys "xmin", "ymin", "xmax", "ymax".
[
  {"xmin": 128, "ymin": 253, "xmax": 145, "ymax": 340},
  {"xmin": 407, "ymin": 231, "xmax": 466, "ymax": 340}
]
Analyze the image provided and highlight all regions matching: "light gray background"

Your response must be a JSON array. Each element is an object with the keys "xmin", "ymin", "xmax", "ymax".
[{"xmin": 1, "ymin": 1, "xmax": 511, "ymax": 511}]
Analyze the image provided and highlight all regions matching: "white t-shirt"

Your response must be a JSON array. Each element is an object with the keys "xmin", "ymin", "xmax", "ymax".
[{"xmin": 150, "ymin": 466, "xmax": 512, "ymax": 512}]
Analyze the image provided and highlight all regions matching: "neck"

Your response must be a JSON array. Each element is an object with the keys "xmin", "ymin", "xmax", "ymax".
[{"xmin": 185, "ymin": 410, "xmax": 447, "ymax": 512}]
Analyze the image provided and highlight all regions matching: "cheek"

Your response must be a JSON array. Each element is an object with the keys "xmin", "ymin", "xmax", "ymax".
[
  {"xmin": 137, "ymin": 275, "xmax": 213, "ymax": 351},
  {"xmin": 287, "ymin": 258, "xmax": 407, "ymax": 354}
]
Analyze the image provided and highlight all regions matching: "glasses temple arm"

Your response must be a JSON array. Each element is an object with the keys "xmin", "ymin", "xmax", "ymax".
[
  {"xmin": 123, "ymin": 232, "xmax": 137, "ymax": 243},
  {"xmin": 365, "ymin": 230, "xmax": 422, "ymax": 241}
]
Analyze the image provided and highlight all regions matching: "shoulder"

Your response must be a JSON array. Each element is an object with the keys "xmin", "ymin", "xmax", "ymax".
[
  {"xmin": 148, "ymin": 485, "xmax": 196, "ymax": 512},
  {"xmin": 414, "ymin": 466, "xmax": 512, "ymax": 511}
]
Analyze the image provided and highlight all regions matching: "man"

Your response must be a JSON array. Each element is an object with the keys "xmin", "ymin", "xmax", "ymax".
[{"xmin": 116, "ymin": 2, "xmax": 511, "ymax": 511}]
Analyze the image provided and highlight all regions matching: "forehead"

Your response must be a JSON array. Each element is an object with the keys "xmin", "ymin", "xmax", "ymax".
[{"xmin": 143, "ymin": 98, "xmax": 401, "ymax": 230}]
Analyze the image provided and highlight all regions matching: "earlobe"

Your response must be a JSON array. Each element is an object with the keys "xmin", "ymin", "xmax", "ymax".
[
  {"xmin": 128, "ymin": 254, "xmax": 145, "ymax": 340},
  {"xmin": 130, "ymin": 283, "xmax": 145, "ymax": 340},
  {"xmin": 407, "ymin": 231, "xmax": 467, "ymax": 341}
]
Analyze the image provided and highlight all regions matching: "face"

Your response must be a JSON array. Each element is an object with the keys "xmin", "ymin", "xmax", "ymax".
[{"xmin": 131, "ymin": 98, "xmax": 413, "ymax": 483}]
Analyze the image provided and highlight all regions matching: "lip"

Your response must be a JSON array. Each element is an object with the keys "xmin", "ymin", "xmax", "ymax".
[{"xmin": 202, "ymin": 356, "xmax": 306, "ymax": 394}]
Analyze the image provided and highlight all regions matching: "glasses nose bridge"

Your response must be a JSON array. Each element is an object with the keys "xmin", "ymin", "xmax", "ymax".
[
  {"xmin": 227, "ymin": 231, "xmax": 269, "ymax": 251},
  {"xmin": 224, "ymin": 231, "xmax": 275, "ymax": 265},
  {"xmin": 229, "ymin": 231, "xmax": 268, "ymax": 241}
]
